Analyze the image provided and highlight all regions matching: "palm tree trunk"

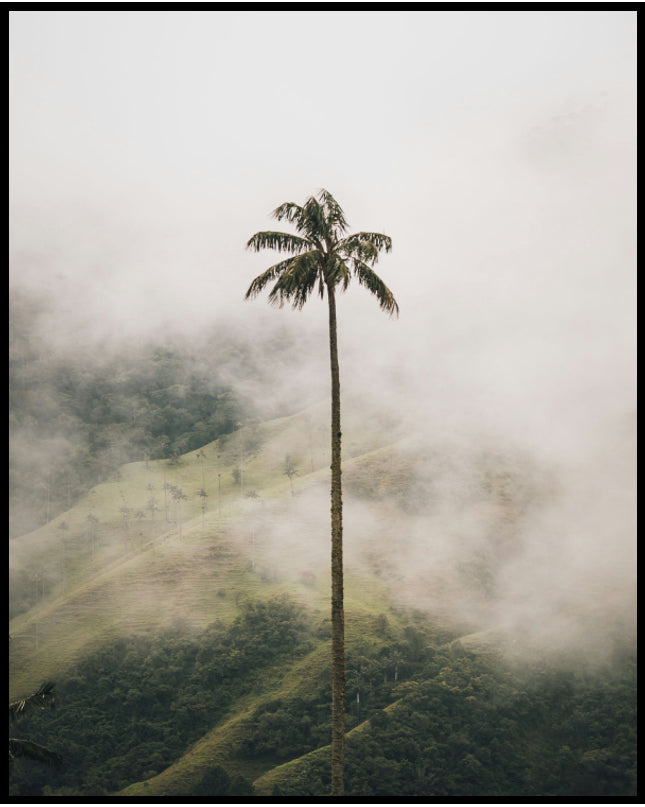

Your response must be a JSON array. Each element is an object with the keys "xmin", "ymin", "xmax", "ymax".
[{"xmin": 327, "ymin": 284, "xmax": 345, "ymax": 797}]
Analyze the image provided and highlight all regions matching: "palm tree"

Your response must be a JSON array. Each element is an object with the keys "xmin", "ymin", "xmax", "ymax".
[
  {"xmin": 169, "ymin": 485, "xmax": 187, "ymax": 539},
  {"xmin": 283, "ymin": 454, "xmax": 298, "ymax": 496},
  {"xmin": 198, "ymin": 488, "xmax": 208, "ymax": 531},
  {"xmin": 119, "ymin": 503, "xmax": 132, "ymax": 551},
  {"xmin": 245, "ymin": 188, "xmax": 398, "ymax": 796},
  {"xmin": 56, "ymin": 520, "xmax": 69, "ymax": 592},
  {"xmin": 196, "ymin": 449, "xmax": 207, "ymax": 489},
  {"xmin": 86, "ymin": 512, "xmax": 99, "ymax": 562}
]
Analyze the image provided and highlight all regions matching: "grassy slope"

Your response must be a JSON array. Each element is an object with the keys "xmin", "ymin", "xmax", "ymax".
[
  {"xmin": 250, "ymin": 697, "xmax": 405, "ymax": 797},
  {"xmin": 10, "ymin": 397, "xmax": 417, "ymax": 794},
  {"xmin": 10, "ymin": 397, "xmax": 636, "ymax": 798},
  {"xmin": 12, "ymin": 393, "xmax": 526, "ymax": 797},
  {"xmin": 118, "ymin": 615, "xmax": 397, "ymax": 798}
]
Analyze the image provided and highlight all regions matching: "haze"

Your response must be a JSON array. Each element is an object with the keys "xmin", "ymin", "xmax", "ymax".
[{"xmin": 9, "ymin": 10, "xmax": 636, "ymax": 658}]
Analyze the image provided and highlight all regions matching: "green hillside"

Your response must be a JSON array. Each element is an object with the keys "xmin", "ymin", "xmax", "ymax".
[
  {"xmin": 9, "ymin": 402, "xmax": 636, "ymax": 798},
  {"xmin": 9, "ymin": 397, "xmax": 403, "ymax": 693}
]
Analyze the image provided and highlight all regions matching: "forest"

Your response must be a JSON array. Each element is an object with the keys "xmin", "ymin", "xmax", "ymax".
[{"xmin": 9, "ymin": 596, "xmax": 637, "ymax": 798}]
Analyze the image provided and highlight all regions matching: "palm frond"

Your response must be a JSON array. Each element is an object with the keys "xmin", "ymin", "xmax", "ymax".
[
  {"xmin": 246, "ymin": 252, "xmax": 320, "ymax": 304},
  {"xmin": 267, "ymin": 251, "xmax": 322, "ymax": 310},
  {"xmin": 272, "ymin": 201, "xmax": 304, "ymax": 226},
  {"xmin": 271, "ymin": 201, "xmax": 328, "ymax": 251},
  {"xmin": 9, "ymin": 681, "xmax": 57, "ymax": 723},
  {"xmin": 269, "ymin": 191, "xmax": 349, "ymax": 248},
  {"xmin": 317, "ymin": 189, "xmax": 350, "ymax": 236},
  {"xmin": 351, "ymin": 259, "xmax": 400, "ymax": 318},
  {"xmin": 327, "ymin": 255, "xmax": 352, "ymax": 292},
  {"xmin": 246, "ymin": 230, "xmax": 313, "ymax": 255},
  {"xmin": 245, "ymin": 257, "xmax": 292, "ymax": 300},
  {"xmin": 299, "ymin": 194, "xmax": 331, "ymax": 245},
  {"xmin": 9, "ymin": 738, "xmax": 63, "ymax": 767},
  {"xmin": 337, "ymin": 232, "xmax": 392, "ymax": 262}
]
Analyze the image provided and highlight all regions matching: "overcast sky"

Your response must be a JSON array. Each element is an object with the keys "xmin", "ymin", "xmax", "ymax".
[
  {"xmin": 9, "ymin": 10, "xmax": 637, "ymax": 654},
  {"xmin": 10, "ymin": 10, "xmax": 636, "ymax": 448}
]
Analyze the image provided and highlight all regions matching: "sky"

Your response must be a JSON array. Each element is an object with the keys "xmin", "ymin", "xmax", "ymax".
[
  {"xmin": 9, "ymin": 9, "xmax": 636, "ymax": 432},
  {"xmin": 9, "ymin": 10, "xmax": 637, "ymax": 654}
]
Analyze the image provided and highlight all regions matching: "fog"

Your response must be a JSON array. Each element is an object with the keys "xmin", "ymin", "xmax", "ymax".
[{"xmin": 9, "ymin": 11, "xmax": 636, "ymax": 660}]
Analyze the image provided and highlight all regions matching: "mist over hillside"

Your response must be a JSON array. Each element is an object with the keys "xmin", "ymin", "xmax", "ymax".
[
  {"xmin": 9, "ymin": 285, "xmax": 329, "ymax": 538},
  {"xmin": 10, "ymin": 73, "xmax": 637, "ymax": 663},
  {"xmin": 9, "ymin": 10, "xmax": 635, "ymax": 798},
  {"xmin": 8, "ymin": 402, "xmax": 637, "ymax": 796}
]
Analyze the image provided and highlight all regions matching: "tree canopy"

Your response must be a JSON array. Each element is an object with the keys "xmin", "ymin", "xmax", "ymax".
[{"xmin": 245, "ymin": 188, "xmax": 398, "ymax": 317}]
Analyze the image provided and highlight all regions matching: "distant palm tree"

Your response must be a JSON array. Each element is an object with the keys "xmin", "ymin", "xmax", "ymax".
[
  {"xmin": 245, "ymin": 188, "xmax": 398, "ymax": 796},
  {"xmin": 198, "ymin": 488, "xmax": 208, "ymax": 531},
  {"xmin": 162, "ymin": 479, "xmax": 171, "ymax": 523},
  {"xmin": 56, "ymin": 520, "xmax": 69, "ymax": 591},
  {"xmin": 196, "ymin": 449, "xmax": 207, "ymax": 489},
  {"xmin": 9, "ymin": 681, "xmax": 63, "ymax": 784},
  {"xmin": 146, "ymin": 496, "xmax": 159, "ymax": 522},
  {"xmin": 169, "ymin": 485, "xmax": 187, "ymax": 539},
  {"xmin": 119, "ymin": 503, "xmax": 132, "ymax": 551},
  {"xmin": 86, "ymin": 512, "xmax": 99, "ymax": 562},
  {"xmin": 283, "ymin": 455, "xmax": 298, "ymax": 496}
]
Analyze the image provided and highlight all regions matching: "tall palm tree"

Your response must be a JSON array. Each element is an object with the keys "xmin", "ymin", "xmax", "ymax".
[{"xmin": 245, "ymin": 188, "xmax": 398, "ymax": 796}]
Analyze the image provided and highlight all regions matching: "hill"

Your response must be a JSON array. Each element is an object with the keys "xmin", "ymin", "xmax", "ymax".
[{"xmin": 9, "ymin": 400, "xmax": 636, "ymax": 798}]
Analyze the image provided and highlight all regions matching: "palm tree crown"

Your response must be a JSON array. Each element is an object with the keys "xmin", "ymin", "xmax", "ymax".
[{"xmin": 245, "ymin": 188, "xmax": 398, "ymax": 316}]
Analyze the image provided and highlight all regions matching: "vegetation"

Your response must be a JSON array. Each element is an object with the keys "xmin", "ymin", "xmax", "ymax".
[
  {"xmin": 9, "ymin": 607, "xmax": 636, "ymax": 798},
  {"xmin": 9, "ymin": 681, "xmax": 63, "ymax": 783},
  {"xmin": 9, "ymin": 597, "xmax": 312, "ymax": 796},
  {"xmin": 255, "ymin": 645, "xmax": 636, "ymax": 799},
  {"xmin": 9, "ymin": 286, "xmax": 310, "ymax": 538},
  {"xmin": 8, "ymin": 278, "xmax": 635, "ymax": 800},
  {"xmin": 245, "ymin": 188, "xmax": 398, "ymax": 795}
]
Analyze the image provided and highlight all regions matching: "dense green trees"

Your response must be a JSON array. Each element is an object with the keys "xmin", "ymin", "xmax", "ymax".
[
  {"xmin": 8, "ymin": 600, "xmax": 636, "ymax": 799},
  {"xmin": 193, "ymin": 765, "xmax": 254, "ymax": 798},
  {"xmin": 245, "ymin": 189, "xmax": 398, "ymax": 796},
  {"xmin": 260, "ymin": 646, "xmax": 637, "ymax": 799},
  {"xmin": 9, "ymin": 681, "xmax": 63, "ymax": 784},
  {"xmin": 9, "ymin": 596, "xmax": 313, "ymax": 797}
]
